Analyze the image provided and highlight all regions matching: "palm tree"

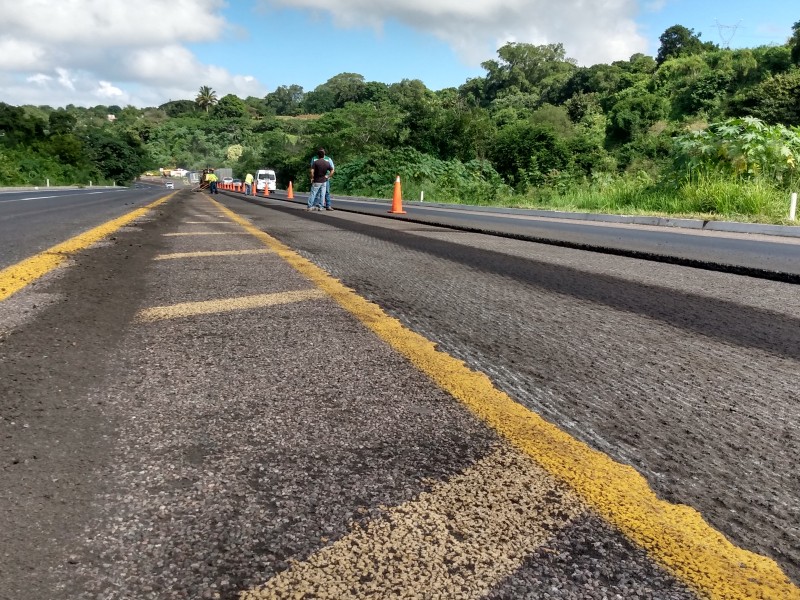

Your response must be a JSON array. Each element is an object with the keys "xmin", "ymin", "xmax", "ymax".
[{"xmin": 195, "ymin": 85, "xmax": 218, "ymax": 114}]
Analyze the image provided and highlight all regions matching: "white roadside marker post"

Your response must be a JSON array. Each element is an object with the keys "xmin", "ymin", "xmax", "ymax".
[{"xmin": 791, "ymin": 192, "xmax": 797, "ymax": 221}]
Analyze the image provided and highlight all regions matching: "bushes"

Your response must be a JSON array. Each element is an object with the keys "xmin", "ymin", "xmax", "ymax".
[{"xmin": 332, "ymin": 147, "xmax": 511, "ymax": 204}]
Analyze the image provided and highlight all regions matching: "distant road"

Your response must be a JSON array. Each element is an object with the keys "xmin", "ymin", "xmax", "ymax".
[
  {"xmin": 0, "ymin": 184, "xmax": 172, "ymax": 270},
  {"xmin": 4, "ymin": 183, "xmax": 800, "ymax": 280},
  {"xmin": 274, "ymin": 192, "xmax": 800, "ymax": 280}
]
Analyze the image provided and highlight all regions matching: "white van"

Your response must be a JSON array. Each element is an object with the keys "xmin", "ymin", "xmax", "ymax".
[{"xmin": 256, "ymin": 169, "xmax": 277, "ymax": 192}]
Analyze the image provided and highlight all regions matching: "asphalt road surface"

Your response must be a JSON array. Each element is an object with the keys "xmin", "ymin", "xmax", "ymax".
[
  {"xmin": 1, "ymin": 190, "xmax": 798, "ymax": 599},
  {"xmin": 0, "ymin": 183, "xmax": 171, "ymax": 269}
]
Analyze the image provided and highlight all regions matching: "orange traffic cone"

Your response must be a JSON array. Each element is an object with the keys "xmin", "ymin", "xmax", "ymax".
[
  {"xmin": 388, "ymin": 176, "xmax": 406, "ymax": 214},
  {"xmin": 263, "ymin": 183, "xmax": 269, "ymax": 197},
  {"xmin": 287, "ymin": 181, "xmax": 294, "ymax": 199}
]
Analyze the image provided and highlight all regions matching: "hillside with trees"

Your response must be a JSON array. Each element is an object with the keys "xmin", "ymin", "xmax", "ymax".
[{"xmin": 2, "ymin": 22, "xmax": 800, "ymax": 222}]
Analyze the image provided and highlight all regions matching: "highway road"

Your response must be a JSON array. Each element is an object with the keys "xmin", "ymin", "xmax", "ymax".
[
  {"xmin": 1, "ymin": 187, "xmax": 799, "ymax": 599},
  {"xmin": 278, "ymin": 191, "xmax": 800, "ymax": 280},
  {"xmin": 0, "ymin": 183, "xmax": 168, "ymax": 269},
  {"xmin": 3, "ymin": 183, "xmax": 800, "ymax": 279}
]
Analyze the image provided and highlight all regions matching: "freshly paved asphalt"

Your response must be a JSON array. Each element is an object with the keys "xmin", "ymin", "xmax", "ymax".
[{"xmin": 1, "ymin": 186, "xmax": 798, "ymax": 599}]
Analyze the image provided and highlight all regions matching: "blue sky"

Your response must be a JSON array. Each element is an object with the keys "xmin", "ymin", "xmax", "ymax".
[{"xmin": 0, "ymin": 0, "xmax": 796, "ymax": 108}]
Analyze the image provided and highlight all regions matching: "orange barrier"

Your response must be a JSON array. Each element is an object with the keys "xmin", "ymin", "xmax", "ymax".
[
  {"xmin": 388, "ymin": 176, "xmax": 406, "ymax": 214},
  {"xmin": 263, "ymin": 183, "xmax": 269, "ymax": 197},
  {"xmin": 287, "ymin": 181, "xmax": 294, "ymax": 199}
]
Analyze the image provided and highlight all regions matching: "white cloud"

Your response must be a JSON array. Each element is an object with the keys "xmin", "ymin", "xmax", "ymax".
[
  {"xmin": 265, "ymin": 0, "xmax": 649, "ymax": 66},
  {"xmin": 0, "ymin": 0, "xmax": 267, "ymax": 107}
]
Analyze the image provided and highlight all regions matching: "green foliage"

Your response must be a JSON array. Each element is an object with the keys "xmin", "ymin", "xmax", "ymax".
[
  {"xmin": 213, "ymin": 94, "xmax": 248, "ymax": 120},
  {"xmin": 159, "ymin": 100, "xmax": 199, "ymax": 118},
  {"xmin": 673, "ymin": 116, "xmax": 800, "ymax": 186},
  {"xmin": 195, "ymin": 86, "xmax": 218, "ymax": 114},
  {"xmin": 5, "ymin": 18, "xmax": 800, "ymax": 222},
  {"xmin": 791, "ymin": 21, "xmax": 800, "ymax": 65},
  {"xmin": 606, "ymin": 91, "xmax": 669, "ymax": 144},
  {"xmin": 656, "ymin": 25, "xmax": 717, "ymax": 65},
  {"xmin": 491, "ymin": 121, "xmax": 571, "ymax": 190},
  {"xmin": 481, "ymin": 42, "xmax": 577, "ymax": 106},
  {"xmin": 0, "ymin": 103, "xmax": 45, "ymax": 146},
  {"xmin": 728, "ymin": 69, "xmax": 800, "ymax": 126},
  {"xmin": 85, "ymin": 129, "xmax": 149, "ymax": 184},
  {"xmin": 264, "ymin": 85, "xmax": 304, "ymax": 116},
  {"xmin": 333, "ymin": 147, "xmax": 510, "ymax": 204}
]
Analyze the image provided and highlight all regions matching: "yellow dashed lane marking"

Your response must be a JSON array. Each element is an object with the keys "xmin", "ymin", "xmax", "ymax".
[
  {"xmin": 155, "ymin": 249, "xmax": 272, "ymax": 261},
  {"xmin": 163, "ymin": 232, "xmax": 241, "ymax": 237},
  {"xmin": 243, "ymin": 447, "xmax": 585, "ymax": 599},
  {"xmin": 136, "ymin": 289, "xmax": 325, "ymax": 321},
  {"xmin": 207, "ymin": 197, "xmax": 799, "ymax": 600},
  {"xmin": 0, "ymin": 195, "xmax": 172, "ymax": 302}
]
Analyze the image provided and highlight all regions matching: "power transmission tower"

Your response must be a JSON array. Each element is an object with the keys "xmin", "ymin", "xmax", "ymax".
[{"xmin": 714, "ymin": 19, "xmax": 742, "ymax": 48}]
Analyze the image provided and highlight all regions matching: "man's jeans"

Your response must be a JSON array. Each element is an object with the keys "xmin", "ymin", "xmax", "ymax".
[
  {"xmin": 245, "ymin": 183, "xmax": 252, "ymax": 196},
  {"xmin": 209, "ymin": 181, "xmax": 218, "ymax": 194},
  {"xmin": 324, "ymin": 180, "xmax": 332, "ymax": 208},
  {"xmin": 308, "ymin": 183, "xmax": 326, "ymax": 209}
]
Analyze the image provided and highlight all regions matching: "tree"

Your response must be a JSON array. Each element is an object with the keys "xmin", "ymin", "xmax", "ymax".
[
  {"xmin": 791, "ymin": 20, "xmax": 800, "ymax": 65},
  {"xmin": 0, "ymin": 103, "xmax": 45, "ymax": 146},
  {"xmin": 491, "ymin": 121, "xmax": 571, "ymax": 190},
  {"xmin": 480, "ymin": 42, "xmax": 577, "ymax": 106},
  {"xmin": 656, "ymin": 25, "xmax": 716, "ymax": 65},
  {"xmin": 213, "ymin": 94, "xmax": 248, "ymax": 120},
  {"xmin": 264, "ymin": 85, "xmax": 304, "ymax": 116},
  {"xmin": 195, "ymin": 86, "xmax": 218, "ymax": 114},
  {"xmin": 48, "ymin": 110, "xmax": 77, "ymax": 135},
  {"xmin": 606, "ymin": 91, "xmax": 670, "ymax": 144},
  {"xmin": 160, "ymin": 100, "xmax": 198, "ymax": 118},
  {"xmin": 728, "ymin": 70, "xmax": 800, "ymax": 126},
  {"xmin": 85, "ymin": 129, "xmax": 149, "ymax": 184}
]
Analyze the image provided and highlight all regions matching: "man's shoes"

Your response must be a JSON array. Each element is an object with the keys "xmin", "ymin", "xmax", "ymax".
[{"xmin": 326, "ymin": 207, "xmax": 334, "ymax": 211}]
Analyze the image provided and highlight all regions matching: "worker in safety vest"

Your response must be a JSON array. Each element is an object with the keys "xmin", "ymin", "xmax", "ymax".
[
  {"xmin": 206, "ymin": 170, "xmax": 218, "ymax": 195},
  {"xmin": 245, "ymin": 173, "xmax": 254, "ymax": 196}
]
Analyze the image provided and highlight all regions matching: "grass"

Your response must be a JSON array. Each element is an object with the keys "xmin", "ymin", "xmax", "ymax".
[{"xmin": 405, "ymin": 176, "xmax": 799, "ymax": 226}]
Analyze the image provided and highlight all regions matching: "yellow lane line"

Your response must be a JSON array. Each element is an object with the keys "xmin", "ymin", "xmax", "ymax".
[
  {"xmin": 136, "ymin": 289, "xmax": 325, "ymax": 322},
  {"xmin": 154, "ymin": 249, "xmax": 272, "ymax": 261},
  {"xmin": 0, "ymin": 195, "xmax": 173, "ymax": 302},
  {"xmin": 243, "ymin": 447, "xmax": 585, "ymax": 599},
  {"xmin": 209, "ymin": 197, "xmax": 799, "ymax": 600}
]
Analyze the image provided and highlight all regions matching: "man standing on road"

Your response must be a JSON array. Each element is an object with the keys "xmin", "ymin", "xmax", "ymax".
[
  {"xmin": 307, "ymin": 148, "xmax": 334, "ymax": 211},
  {"xmin": 310, "ymin": 149, "xmax": 335, "ymax": 210},
  {"xmin": 244, "ymin": 172, "xmax": 254, "ymax": 196},
  {"xmin": 206, "ymin": 170, "xmax": 218, "ymax": 195}
]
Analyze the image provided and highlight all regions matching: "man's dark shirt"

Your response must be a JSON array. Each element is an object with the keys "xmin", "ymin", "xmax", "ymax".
[{"xmin": 311, "ymin": 158, "xmax": 331, "ymax": 184}]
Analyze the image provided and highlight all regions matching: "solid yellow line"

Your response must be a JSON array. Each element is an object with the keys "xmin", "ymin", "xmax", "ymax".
[
  {"xmin": 136, "ymin": 289, "xmax": 325, "ymax": 321},
  {"xmin": 0, "ymin": 195, "xmax": 173, "ymax": 302},
  {"xmin": 209, "ymin": 197, "xmax": 799, "ymax": 600},
  {"xmin": 154, "ymin": 249, "xmax": 272, "ymax": 260}
]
